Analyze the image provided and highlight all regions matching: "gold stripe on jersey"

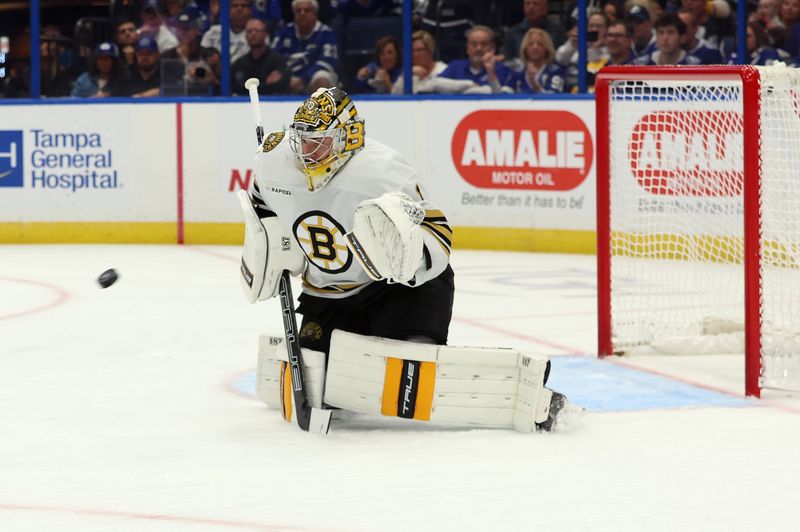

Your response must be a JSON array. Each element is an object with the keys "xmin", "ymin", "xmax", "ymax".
[
  {"xmin": 423, "ymin": 210, "xmax": 453, "ymax": 237},
  {"xmin": 421, "ymin": 224, "xmax": 452, "ymax": 257},
  {"xmin": 420, "ymin": 209, "xmax": 453, "ymax": 256},
  {"xmin": 301, "ymin": 271, "xmax": 366, "ymax": 295},
  {"xmin": 422, "ymin": 221, "xmax": 452, "ymax": 243},
  {"xmin": 424, "ymin": 209, "xmax": 446, "ymax": 220}
]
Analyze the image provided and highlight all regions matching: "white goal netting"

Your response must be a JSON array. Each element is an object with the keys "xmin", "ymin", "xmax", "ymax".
[{"xmin": 606, "ymin": 66, "xmax": 800, "ymax": 392}]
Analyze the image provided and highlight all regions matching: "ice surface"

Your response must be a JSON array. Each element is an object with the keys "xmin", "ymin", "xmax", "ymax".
[{"xmin": 1, "ymin": 245, "xmax": 798, "ymax": 531}]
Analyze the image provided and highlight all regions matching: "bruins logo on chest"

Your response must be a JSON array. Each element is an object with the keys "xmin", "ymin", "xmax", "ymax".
[{"xmin": 293, "ymin": 211, "xmax": 352, "ymax": 273}]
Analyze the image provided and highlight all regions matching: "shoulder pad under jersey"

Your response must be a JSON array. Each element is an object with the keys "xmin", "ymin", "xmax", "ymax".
[{"xmin": 261, "ymin": 131, "xmax": 286, "ymax": 153}]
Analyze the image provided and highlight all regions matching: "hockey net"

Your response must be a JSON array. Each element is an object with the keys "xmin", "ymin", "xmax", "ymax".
[{"xmin": 596, "ymin": 65, "xmax": 800, "ymax": 396}]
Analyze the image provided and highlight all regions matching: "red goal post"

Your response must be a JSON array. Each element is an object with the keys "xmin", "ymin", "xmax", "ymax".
[{"xmin": 595, "ymin": 65, "xmax": 800, "ymax": 398}]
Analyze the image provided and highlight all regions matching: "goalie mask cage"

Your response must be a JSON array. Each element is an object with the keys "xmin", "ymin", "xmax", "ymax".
[{"xmin": 595, "ymin": 65, "xmax": 800, "ymax": 397}]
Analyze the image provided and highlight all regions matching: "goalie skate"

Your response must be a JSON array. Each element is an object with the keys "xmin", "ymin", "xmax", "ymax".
[{"xmin": 535, "ymin": 391, "xmax": 582, "ymax": 432}]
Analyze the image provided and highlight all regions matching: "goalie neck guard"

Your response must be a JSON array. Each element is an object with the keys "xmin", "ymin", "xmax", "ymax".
[{"xmin": 289, "ymin": 87, "xmax": 366, "ymax": 191}]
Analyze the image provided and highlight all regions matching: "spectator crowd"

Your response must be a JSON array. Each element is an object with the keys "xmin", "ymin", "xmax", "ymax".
[{"xmin": 1, "ymin": 0, "xmax": 797, "ymax": 98}]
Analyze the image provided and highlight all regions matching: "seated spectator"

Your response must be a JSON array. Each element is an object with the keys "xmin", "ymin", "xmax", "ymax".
[
  {"xmin": 510, "ymin": 28, "xmax": 565, "ymax": 94},
  {"xmin": 757, "ymin": 0, "xmax": 783, "ymax": 28},
  {"xmin": 71, "ymin": 42, "xmax": 125, "ymax": 98},
  {"xmin": 113, "ymin": 35, "xmax": 162, "ymax": 97},
  {"xmin": 163, "ymin": 9, "xmax": 206, "ymax": 63},
  {"xmin": 634, "ymin": 13, "xmax": 702, "ymax": 65},
  {"xmin": 162, "ymin": 9, "xmax": 215, "ymax": 94},
  {"xmin": 231, "ymin": 18, "xmax": 290, "ymax": 94},
  {"xmin": 780, "ymin": 0, "xmax": 800, "ymax": 29},
  {"xmin": 503, "ymin": 0, "xmax": 567, "ymax": 64},
  {"xmin": 680, "ymin": 0, "xmax": 733, "ymax": 50},
  {"xmin": 352, "ymin": 35, "xmax": 401, "ymax": 93},
  {"xmin": 392, "ymin": 29, "xmax": 465, "ymax": 94},
  {"xmin": 627, "ymin": 4, "xmax": 656, "ymax": 58},
  {"xmin": 728, "ymin": 20, "xmax": 787, "ymax": 65},
  {"xmin": 114, "ymin": 18, "xmax": 140, "ymax": 68},
  {"xmin": 556, "ymin": 12, "xmax": 609, "ymax": 91},
  {"xmin": 752, "ymin": 0, "xmax": 785, "ymax": 47},
  {"xmin": 40, "ymin": 26, "xmax": 73, "ymax": 97},
  {"xmin": 771, "ymin": 0, "xmax": 800, "ymax": 52},
  {"xmin": 678, "ymin": 9, "xmax": 724, "ymax": 64},
  {"xmin": 604, "ymin": 19, "xmax": 636, "ymax": 65},
  {"xmin": 273, "ymin": 0, "xmax": 339, "ymax": 94},
  {"xmin": 438, "ymin": 26, "xmax": 514, "ymax": 94},
  {"xmin": 201, "ymin": 0, "xmax": 252, "ymax": 64},
  {"xmin": 140, "ymin": 0, "xmax": 180, "ymax": 52}
]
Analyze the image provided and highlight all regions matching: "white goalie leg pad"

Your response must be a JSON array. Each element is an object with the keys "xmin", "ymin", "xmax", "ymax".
[
  {"xmin": 346, "ymin": 192, "xmax": 424, "ymax": 285},
  {"xmin": 255, "ymin": 334, "xmax": 327, "ymax": 422},
  {"xmin": 238, "ymin": 190, "xmax": 306, "ymax": 303},
  {"xmin": 323, "ymin": 330, "xmax": 552, "ymax": 432}
]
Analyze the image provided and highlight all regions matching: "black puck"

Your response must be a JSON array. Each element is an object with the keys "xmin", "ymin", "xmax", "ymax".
[{"xmin": 97, "ymin": 268, "xmax": 119, "ymax": 289}]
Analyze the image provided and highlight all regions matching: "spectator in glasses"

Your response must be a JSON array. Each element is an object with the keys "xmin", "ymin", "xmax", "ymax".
[
  {"xmin": 604, "ymin": 20, "xmax": 635, "ymax": 65},
  {"xmin": 231, "ymin": 18, "xmax": 290, "ymax": 94}
]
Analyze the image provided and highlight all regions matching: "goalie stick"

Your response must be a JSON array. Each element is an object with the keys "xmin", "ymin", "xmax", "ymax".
[{"xmin": 244, "ymin": 78, "xmax": 332, "ymax": 435}]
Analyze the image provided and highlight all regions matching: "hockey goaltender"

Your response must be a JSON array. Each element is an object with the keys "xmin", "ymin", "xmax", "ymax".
[{"xmin": 238, "ymin": 86, "xmax": 569, "ymax": 434}]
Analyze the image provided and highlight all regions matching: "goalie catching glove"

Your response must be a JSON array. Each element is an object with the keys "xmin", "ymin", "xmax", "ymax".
[
  {"xmin": 238, "ymin": 190, "xmax": 306, "ymax": 303},
  {"xmin": 346, "ymin": 192, "xmax": 425, "ymax": 285}
]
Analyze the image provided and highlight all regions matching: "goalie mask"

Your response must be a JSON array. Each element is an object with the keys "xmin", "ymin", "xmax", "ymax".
[{"xmin": 288, "ymin": 87, "xmax": 366, "ymax": 191}]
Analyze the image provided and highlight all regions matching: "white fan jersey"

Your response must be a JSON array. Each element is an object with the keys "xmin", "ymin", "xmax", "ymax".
[{"xmin": 249, "ymin": 132, "xmax": 452, "ymax": 299}]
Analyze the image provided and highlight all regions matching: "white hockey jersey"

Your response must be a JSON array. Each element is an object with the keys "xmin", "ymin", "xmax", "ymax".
[{"xmin": 249, "ymin": 132, "xmax": 452, "ymax": 299}]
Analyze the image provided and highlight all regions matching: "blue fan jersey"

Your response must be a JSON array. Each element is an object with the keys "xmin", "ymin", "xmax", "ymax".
[{"xmin": 273, "ymin": 22, "xmax": 339, "ymax": 82}]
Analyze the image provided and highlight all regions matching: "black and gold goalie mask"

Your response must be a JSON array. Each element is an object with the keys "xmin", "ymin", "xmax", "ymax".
[{"xmin": 288, "ymin": 87, "xmax": 366, "ymax": 191}]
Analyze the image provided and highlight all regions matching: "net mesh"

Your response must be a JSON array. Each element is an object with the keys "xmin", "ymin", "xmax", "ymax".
[
  {"xmin": 757, "ymin": 67, "xmax": 800, "ymax": 390},
  {"xmin": 606, "ymin": 67, "xmax": 800, "ymax": 392}
]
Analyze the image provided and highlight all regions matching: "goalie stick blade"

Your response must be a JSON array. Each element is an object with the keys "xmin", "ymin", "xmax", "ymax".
[
  {"xmin": 344, "ymin": 231, "xmax": 383, "ymax": 281},
  {"xmin": 309, "ymin": 408, "xmax": 333, "ymax": 435}
]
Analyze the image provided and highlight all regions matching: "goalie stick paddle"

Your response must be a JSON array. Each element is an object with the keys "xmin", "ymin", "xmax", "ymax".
[{"xmin": 245, "ymin": 78, "xmax": 332, "ymax": 435}]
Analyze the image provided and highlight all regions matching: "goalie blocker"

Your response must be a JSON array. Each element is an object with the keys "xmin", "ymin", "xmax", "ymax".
[{"xmin": 257, "ymin": 330, "xmax": 565, "ymax": 432}]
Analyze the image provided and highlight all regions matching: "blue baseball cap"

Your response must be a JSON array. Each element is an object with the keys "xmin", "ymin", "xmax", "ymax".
[
  {"xmin": 627, "ymin": 5, "xmax": 650, "ymax": 23},
  {"xmin": 176, "ymin": 8, "xmax": 203, "ymax": 29},
  {"xmin": 135, "ymin": 35, "xmax": 159, "ymax": 52},
  {"xmin": 94, "ymin": 41, "xmax": 118, "ymax": 57}
]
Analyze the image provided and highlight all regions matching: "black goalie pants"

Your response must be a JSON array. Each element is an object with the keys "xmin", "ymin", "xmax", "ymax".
[{"xmin": 296, "ymin": 265, "xmax": 455, "ymax": 355}]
